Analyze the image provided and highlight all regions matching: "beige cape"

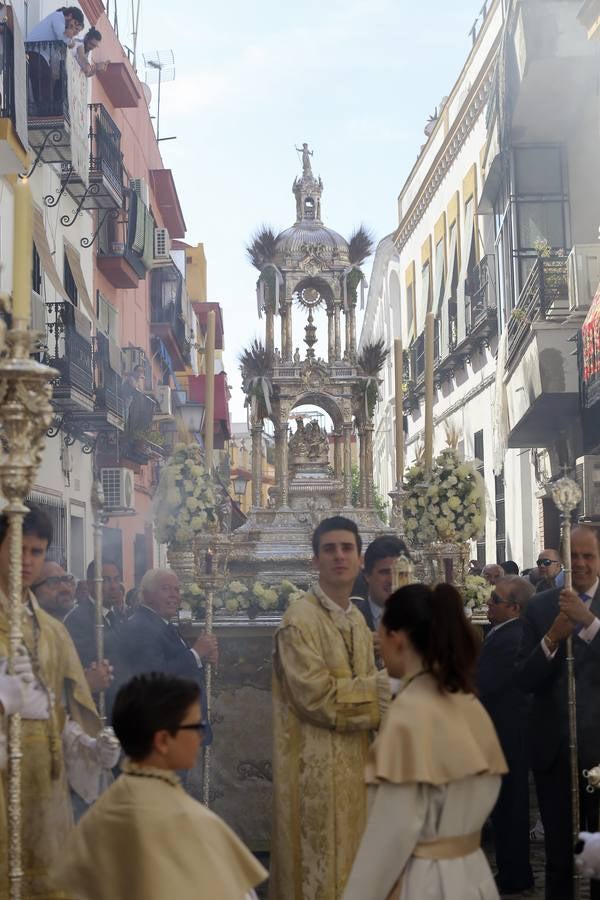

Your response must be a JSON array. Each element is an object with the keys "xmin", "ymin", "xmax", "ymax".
[
  {"xmin": 53, "ymin": 762, "xmax": 268, "ymax": 900},
  {"xmin": 365, "ymin": 671, "xmax": 508, "ymax": 786}
]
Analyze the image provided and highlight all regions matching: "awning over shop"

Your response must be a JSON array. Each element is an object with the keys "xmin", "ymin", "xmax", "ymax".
[{"xmin": 581, "ymin": 286, "xmax": 600, "ymax": 408}]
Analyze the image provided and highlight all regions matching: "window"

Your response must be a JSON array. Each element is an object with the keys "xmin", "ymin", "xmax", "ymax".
[
  {"xmin": 433, "ymin": 237, "xmax": 445, "ymax": 315},
  {"xmin": 421, "ymin": 260, "xmax": 431, "ymax": 313},
  {"xmin": 445, "ymin": 222, "xmax": 459, "ymax": 351},
  {"xmin": 474, "ymin": 430, "xmax": 486, "ymax": 565},
  {"xmin": 406, "ymin": 281, "xmax": 414, "ymax": 336},
  {"xmin": 63, "ymin": 252, "xmax": 78, "ymax": 305},
  {"xmin": 97, "ymin": 291, "xmax": 119, "ymax": 339},
  {"xmin": 495, "ymin": 471, "xmax": 506, "ymax": 563},
  {"xmin": 27, "ymin": 492, "xmax": 67, "ymax": 567},
  {"xmin": 32, "ymin": 243, "xmax": 41, "ymax": 295}
]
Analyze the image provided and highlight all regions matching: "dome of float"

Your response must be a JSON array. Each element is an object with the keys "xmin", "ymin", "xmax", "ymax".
[{"xmin": 274, "ymin": 222, "xmax": 349, "ymax": 258}]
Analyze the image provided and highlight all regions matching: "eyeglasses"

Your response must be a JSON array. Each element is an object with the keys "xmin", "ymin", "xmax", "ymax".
[
  {"xmin": 32, "ymin": 574, "xmax": 76, "ymax": 589},
  {"xmin": 536, "ymin": 558, "xmax": 559, "ymax": 568},
  {"xmin": 489, "ymin": 592, "xmax": 509, "ymax": 605},
  {"xmin": 175, "ymin": 721, "xmax": 206, "ymax": 733}
]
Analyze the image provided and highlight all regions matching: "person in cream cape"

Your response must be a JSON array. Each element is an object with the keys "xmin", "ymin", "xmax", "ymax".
[
  {"xmin": 342, "ymin": 582, "xmax": 508, "ymax": 900},
  {"xmin": 54, "ymin": 673, "xmax": 267, "ymax": 900}
]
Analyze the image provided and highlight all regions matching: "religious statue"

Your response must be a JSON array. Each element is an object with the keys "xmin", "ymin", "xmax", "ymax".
[
  {"xmin": 295, "ymin": 142, "xmax": 313, "ymax": 177},
  {"xmin": 293, "ymin": 347, "xmax": 301, "ymax": 364}
]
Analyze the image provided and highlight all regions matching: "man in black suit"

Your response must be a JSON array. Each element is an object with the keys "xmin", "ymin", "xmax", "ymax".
[
  {"xmin": 120, "ymin": 568, "xmax": 217, "ymax": 745},
  {"xmin": 64, "ymin": 558, "xmax": 126, "ymax": 714},
  {"xmin": 517, "ymin": 525, "xmax": 600, "ymax": 900},
  {"xmin": 476, "ymin": 575, "xmax": 535, "ymax": 895},
  {"xmin": 353, "ymin": 535, "xmax": 409, "ymax": 632}
]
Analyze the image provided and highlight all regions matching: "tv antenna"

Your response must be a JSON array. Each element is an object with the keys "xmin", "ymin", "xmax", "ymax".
[{"xmin": 143, "ymin": 50, "xmax": 176, "ymax": 142}]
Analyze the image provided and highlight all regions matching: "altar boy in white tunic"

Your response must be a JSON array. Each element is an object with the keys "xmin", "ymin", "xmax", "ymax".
[{"xmin": 343, "ymin": 582, "xmax": 507, "ymax": 900}]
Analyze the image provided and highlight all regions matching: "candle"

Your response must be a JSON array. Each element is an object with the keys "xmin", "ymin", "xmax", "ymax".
[
  {"xmin": 205, "ymin": 547, "xmax": 213, "ymax": 575},
  {"xmin": 204, "ymin": 309, "xmax": 216, "ymax": 469},
  {"xmin": 394, "ymin": 338, "xmax": 404, "ymax": 487},
  {"xmin": 424, "ymin": 312, "xmax": 435, "ymax": 475},
  {"xmin": 12, "ymin": 175, "xmax": 33, "ymax": 324}
]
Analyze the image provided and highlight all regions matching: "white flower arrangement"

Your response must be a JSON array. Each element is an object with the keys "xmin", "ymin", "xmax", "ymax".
[
  {"xmin": 402, "ymin": 447, "xmax": 485, "ymax": 547},
  {"xmin": 191, "ymin": 577, "xmax": 305, "ymax": 617},
  {"xmin": 154, "ymin": 443, "xmax": 217, "ymax": 545},
  {"xmin": 461, "ymin": 574, "xmax": 492, "ymax": 614}
]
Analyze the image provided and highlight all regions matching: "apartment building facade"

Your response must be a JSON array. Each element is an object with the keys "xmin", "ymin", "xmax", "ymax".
[{"xmin": 361, "ymin": 0, "xmax": 600, "ymax": 566}]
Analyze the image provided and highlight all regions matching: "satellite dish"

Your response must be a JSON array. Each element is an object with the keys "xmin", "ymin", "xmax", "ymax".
[{"xmin": 141, "ymin": 83, "xmax": 152, "ymax": 106}]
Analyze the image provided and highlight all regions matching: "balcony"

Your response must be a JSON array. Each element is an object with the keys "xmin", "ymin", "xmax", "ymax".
[
  {"xmin": 61, "ymin": 104, "xmax": 124, "ymax": 211},
  {"xmin": 505, "ymin": 254, "xmax": 580, "ymax": 449},
  {"xmin": 26, "ymin": 41, "xmax": 81, "ymax": 170},
  {"xmin": 150, "ymin": 265, "xmax": 190, "ymax": 369},
  {"xmin": 44, "ymin": 301, "xmax": 94, "ymax": 412},
  {"xmin": 97, "ymin": 190, "xmax": 145, "ymax": 289},
  {"xmin": 120, "ymin": 388, "xmax": 163, "ymax": 466},
  {"xmin": 464, "ymin": 255, "xmax": 497, "ymax": 343},
  {"xmin": 93, "ymin": 334, "xmax": 125, "ymax": 429},
  {"xmin": 0, "ymin": 13, "xmax": 28, "ymax": 173}
]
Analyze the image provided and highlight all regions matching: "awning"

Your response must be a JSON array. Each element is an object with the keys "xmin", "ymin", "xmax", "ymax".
[
  {"xmin": 149, "ymin": 169, "xmax": 186, "ymax": 239},
  {"xmin": 64, "ymin": 240, "xmax": 96, "ymax": 321},
  {"xmin": 193, "ymin": 301, "xmax": 224, "ymax": 350},
  {"xmin": 581, "ymin": 286, "xmax": 600, "ymax": 407},
  {"xmin": 32, "ymin": 206, "xmax": 69, "ymax": 302},
  {"xmin": 187, "ymin": 372, "xmax": 231, "ymax": 439}
]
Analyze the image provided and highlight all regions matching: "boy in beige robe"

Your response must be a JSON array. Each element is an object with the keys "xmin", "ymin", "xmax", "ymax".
[
  {"xmin": 270, "ymin": 515, "xmax": 391, "ymax": 900},
  {"xmin": 54, "ymin": 672, "xmax": 267, "ymax": 900}
]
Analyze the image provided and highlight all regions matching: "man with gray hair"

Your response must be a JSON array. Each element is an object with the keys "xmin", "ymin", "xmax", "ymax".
[
  {"xmin": 120, "ymin": 569, "xmax": 217, "ymax": 744},
  {"xmin": 476, "ymin": 575, "xmax": 535, "ymax": 895}
]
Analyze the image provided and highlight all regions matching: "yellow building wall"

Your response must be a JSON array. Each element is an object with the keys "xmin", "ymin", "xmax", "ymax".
[{"xmin": 185, "ymin": 243, "xmax": 208, "ymax": 303}]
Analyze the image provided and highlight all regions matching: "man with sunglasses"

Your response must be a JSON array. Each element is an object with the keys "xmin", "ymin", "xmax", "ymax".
[
  {"xmin": 32, "ymin": 560, "xmax": 76, "ymax": 621},
  {"xmin": 476, "ymin": 575, "xmax": 535, "ymax": 895},
  {"xmin": 535, "ymin": 549, "xmax": 563, "ymax": 594}
]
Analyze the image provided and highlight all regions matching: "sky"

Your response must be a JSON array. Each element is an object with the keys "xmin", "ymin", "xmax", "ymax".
[{"xmin": 124, "ymin": 0, "xmax": 485, "ymax": 420}]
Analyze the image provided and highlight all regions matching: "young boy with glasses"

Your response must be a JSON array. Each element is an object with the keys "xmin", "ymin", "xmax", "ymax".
[{"xmin": 54, "ymin": 673, "xmax": 267, "ymax": 899}]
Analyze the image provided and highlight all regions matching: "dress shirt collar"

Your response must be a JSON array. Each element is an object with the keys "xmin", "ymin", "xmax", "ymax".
[
  {"xmin": 579, "ymin": 578, "xmax": 599, "ymax": 603},
  {"xmin": 141, "ymin": 603, "xmax": 169, "ymax": 626},
  {"xmin": 487, "ymin": 617, "xmax": 518, "ymax": 638},
  {"xmin": 313, "ymin": 583, "xmax": 355, "ymax": 631}
]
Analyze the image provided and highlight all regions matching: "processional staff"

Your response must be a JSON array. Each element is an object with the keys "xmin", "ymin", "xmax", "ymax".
[
  {"xmin": 91, "ymin": 478, "xmax": 106, "ymax": 723},
  {"xmin": 550, "ymin": 475, "xmax": 584, "ymax": 899},
  {"xmin": 202, "ymin": 309, "xmax": 216, "ymax": 806},
  {"xmin": 2, "ymin": 175, "xmax": 58, "ymax": 900}
]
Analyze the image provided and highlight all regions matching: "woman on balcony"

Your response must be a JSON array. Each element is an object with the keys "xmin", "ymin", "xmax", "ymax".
[
  {"xmin": 26, "ymin": 6, "xmax": 84, "ymax": 109},
  {"xmin": 73, "ymin": 27, "xmax": 108, "ymax": 77}
]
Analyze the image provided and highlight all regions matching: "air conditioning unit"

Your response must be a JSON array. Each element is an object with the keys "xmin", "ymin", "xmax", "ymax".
[
  {"xmin": 155, "ymin": 385, "xmax": 173, "ymax": 416},
  {"xmin": 568, "ymin": 245, "xmax": 600, "ymax": 312},
  {"xmin": 101, "ymin": 467, "xmax": 135, "ymax": 513},
  {"xmin": 576, "ymin": 455, "xmax": 600, "ymax": 520},
  {"xmin": 153, "ymin": 227, "xmax": 171, "ymax": 261},
  {"xmin": 129, "ymin": 177, "xmax": 149, "ymax": 207}
]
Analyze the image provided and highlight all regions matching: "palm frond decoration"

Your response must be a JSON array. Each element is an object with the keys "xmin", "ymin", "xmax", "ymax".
[
  {"xmin": 347, "ymin": 225, "xmax": 375, "ymax": 266},
  {"xmin": 357, "ymin": 338, "xmax": 389, "ymax": 376},
  {"xmin": 239, "ymin": 339, "xmax": 275, "ymax": 422},
  {"xmin": 239, "ymin": 339, "xmax": 273, "ymax": 382},
  {"xmin": 246, "ymin": 225, "xmax": 278, "ymax": 270}
]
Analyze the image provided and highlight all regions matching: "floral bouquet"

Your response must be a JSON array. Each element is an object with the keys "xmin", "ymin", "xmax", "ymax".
[
  {"xmin": 461, "ymin": 574, "xmax": 492, "ymax": 617},
  {"xmin": 154, "ymin": 443, "xmax": 217, "ymax": 545},
  {"xmin": 187, "ymin": 577, "xmax": 305, "ymax": 618}
]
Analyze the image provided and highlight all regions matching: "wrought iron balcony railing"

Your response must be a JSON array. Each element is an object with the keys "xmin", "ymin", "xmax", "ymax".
[
  {"xmin": 150, "ymin": 265, "xmax": 190, "ymax": 365},
  {"xmin": 506, "ymin": 254, "xmax": 569, "ymax": 368},
  {"xmin": 465, "ymin": 255, "xmax": 496, "ymax": 334},
  {"xmin": 25, "ymin": 41, "xmax": 69, "ymax": 120},
  {"xmin": 45, "ymin": 301, "xmax": 94, "ymax": 404},
  {"xmin": 93, "ymin": 334, "xmax": 124, "ymax": 421}
]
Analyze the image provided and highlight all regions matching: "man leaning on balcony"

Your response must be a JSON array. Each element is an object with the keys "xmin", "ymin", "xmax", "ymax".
[{"xmin": 26, "ymin": 6, "xmax": 84, "ymax": 107}]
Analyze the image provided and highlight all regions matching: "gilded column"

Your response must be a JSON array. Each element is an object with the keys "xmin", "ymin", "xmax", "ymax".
[
  {"xmin": 251, "ymin": 424, "xmax": 263, "ymax": 508},
  {"xmin": 327, "ymin": 307, "xmax": 335, "ymax": 362},
  {"xmin": 280, "ymin": 420, "xmax": 290, "ymax": 507},
  {"xmin": 343, "ymin": 423, "xmax": 353, "ymax": 508},
  {"xmin": 334, "ymin": 302, "xmax": 341, "ymax": 360}
]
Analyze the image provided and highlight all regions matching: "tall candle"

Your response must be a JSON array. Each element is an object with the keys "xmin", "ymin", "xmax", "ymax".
[
  {"xmin": 12, "ymin": 176, "xmax": 33, "ymax": 323},
  {"xmin": 424, "ymin": 312, "xmax": 435, "ymax": 475},
  {"xmin": 204, "ymin": 309, "xmax": 216, "ymax": 469},
  {"xmin": 394, "ymin": 337, "xmax": 404, "ymax": 487}
]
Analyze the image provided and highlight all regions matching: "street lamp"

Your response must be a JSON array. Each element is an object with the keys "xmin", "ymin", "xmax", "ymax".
[{"xmin": 232, "ymin": 471, "xmax": 251, "ymax": 507}]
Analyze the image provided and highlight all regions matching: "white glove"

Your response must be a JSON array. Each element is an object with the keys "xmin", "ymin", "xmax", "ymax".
[
  {"xmin": 91, "ymin": 727, "xmax": 121, "ymax": 769},
  {"xmin": 0, "ymin": 646, "xmax": 34, "ymax": 684},
  {"xmin": 575, "ymin": 832, "xmax": 600, "ymax": 879},
  {"xmin": 0, "ymin": 672, "xmax": 25, "ymax": 717}
]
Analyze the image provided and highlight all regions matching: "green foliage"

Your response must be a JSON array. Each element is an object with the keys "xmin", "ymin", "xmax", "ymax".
[
  {"xmin": 347, "ymin": 225, "xmax": 375, "ymax": 265},
  {"xmin": 357, "ymin": 338, "xmax": 388, "ymax": 376}
]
